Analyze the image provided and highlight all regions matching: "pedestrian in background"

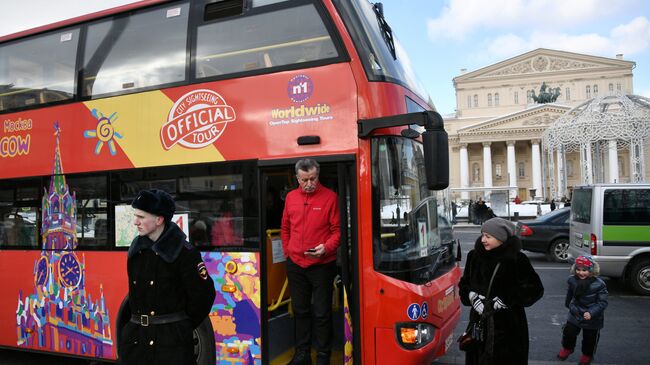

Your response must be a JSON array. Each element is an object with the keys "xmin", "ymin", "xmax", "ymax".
[
  {"xmin": 119, "ymin": 189, "xmax": 216, "ymax": 365},
  {"xmin": 557, "ymin": 255, "xmax": 608, "ymax": 365},
  {"xmin": 459, "ymin": 217, "xmax": 544, "ymax": 364}
]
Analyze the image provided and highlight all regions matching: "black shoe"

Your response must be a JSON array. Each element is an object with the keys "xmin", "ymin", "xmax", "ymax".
[
  {"xmin": 315, "ymin": 352, "xmax": 330, "ymax": 365},
  {"xmin": 287, "ymin": 349, "xmax": 311, "ymax": 365}
]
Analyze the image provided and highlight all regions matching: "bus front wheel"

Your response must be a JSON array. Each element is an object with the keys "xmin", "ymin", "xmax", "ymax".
[{"xmin": 194, "ymin": 317, "xmax": 216, "ymax": 365}]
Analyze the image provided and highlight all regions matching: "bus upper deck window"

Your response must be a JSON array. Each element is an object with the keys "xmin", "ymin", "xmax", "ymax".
[{"xmin": 196, "ymin": 4, "xmax": 338, "ymax": 79}]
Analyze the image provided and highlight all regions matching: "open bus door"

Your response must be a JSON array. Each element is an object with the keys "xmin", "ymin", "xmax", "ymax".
[{"xmin": 261, "ymin": 159, "xmax": 356, "ymax": 365}]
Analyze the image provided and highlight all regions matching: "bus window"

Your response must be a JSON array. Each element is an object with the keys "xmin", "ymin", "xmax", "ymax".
[
  {"xmin": 196, "ymin": 3, "xmax": 338, "ymax": 78},
  {"xmin": 177, "ymin": 174, "xmax": 245, "ymax": 248},
  {"xmin": 82, "ymin": 3, "xmax": 190, "ymax": 97},
  {"xmin": 0, "ymin": 179, "xmax": 40, "ymax": 248},
  {"xmin": 0, "ymin": 28, "xmax": 79, "ymax": 112},
  {"xmin": 334, "ymin": 0, "xmax": 430, "ymax": 103},
  {"xmin": 67, "ymin": 175, "xmax": 108, "ymax": 248},
  {"xmin": 115, "ymin": 162, "xmax": 258, "ymax": 249}
]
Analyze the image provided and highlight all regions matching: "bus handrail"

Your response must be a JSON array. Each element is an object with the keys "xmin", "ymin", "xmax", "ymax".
[{"xmin": 268, "ymin": 278, "xmax": 290, "ymax": 312}]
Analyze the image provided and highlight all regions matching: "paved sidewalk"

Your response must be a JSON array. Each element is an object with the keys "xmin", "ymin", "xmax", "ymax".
[{"xmin": 433, "ymin": 353, "xmax": 617, "ymax": 365}]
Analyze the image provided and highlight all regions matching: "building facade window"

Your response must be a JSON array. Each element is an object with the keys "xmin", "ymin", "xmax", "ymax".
[
  {"xmin": 586, "ymin": 85, "xmax": 591, "ymax": 98},
  {"xmin": 609, "ymin": 83, "xmax": 614, "ymax": 94},
  {"xmin": 527, "ymin": 90, "xmax": 533, "ymax": 103},
  {"xmin": 467, "ymin": 95, "xmax": 471, "ymax": 108},
  {"xmin": 518, "ymin": 162, "xmax": 525, "ymax": 177},
  {"xmin": 472, "ymin": 163, "xmax": 481, "ymax": 182},
  {"xmin": 514, "ymin": 91, "xmax": 519, "ymax": 104},
  {"xmin": 593, "ymin": 84, "xmax": 598, "ymax": 96},
  {"xmin": 567, "ymin": 160, "xmax": 574, "ymax": 177},
  {"xmin": 494, "ymin": 92, "xmax": 499, "ymax": 106},
  {"xmin": 566, "ymin": 87, "xmax": 570, "ymax": 100},
  {"xmin": 487, "ymin": 93, "xmax": 492, "ymax": 106},
  {"xmin": 617, "ymin": 83, "xmax": 622, "ymax": 91},
  {"xmin": 473, "ymin": 94, "xmax": 478, "ymax": 108},
  {"xmin": 495, "ymin": 163, "xmax": 502, "ymax": 178}
]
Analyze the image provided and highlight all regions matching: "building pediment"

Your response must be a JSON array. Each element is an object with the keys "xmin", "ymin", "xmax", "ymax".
[
  {"xmin": 454, "ymin": 48, "xmax": 635, "ymax": 83},
  {"xmin": 456, "ymin": 104, "xmax": 570, "ymax": 140}
]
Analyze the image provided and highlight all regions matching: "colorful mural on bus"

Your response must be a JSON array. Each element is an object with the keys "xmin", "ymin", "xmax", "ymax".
[{"xmin": 16, "ymin": 123, "xmax": 113, "ymax": 357}]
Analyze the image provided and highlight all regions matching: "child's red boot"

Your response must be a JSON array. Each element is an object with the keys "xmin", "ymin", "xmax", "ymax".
[
  {"xmin": 557, "ymin": 347, "xmax": 573, "ymax": 360},
  {"xmin": 578, "ymin": 354, "xmax": 592, "ymax": 365}
]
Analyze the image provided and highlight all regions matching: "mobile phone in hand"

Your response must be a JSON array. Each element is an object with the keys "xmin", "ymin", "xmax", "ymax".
[{"xmin": 306, "ymin": 248, "xmax": 317, "ymax": 253}]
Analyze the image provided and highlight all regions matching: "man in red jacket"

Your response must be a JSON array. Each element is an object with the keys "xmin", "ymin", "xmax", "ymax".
[{"xmin": 282, "ymin": 158, "xmax": 340, "ymax": 365}]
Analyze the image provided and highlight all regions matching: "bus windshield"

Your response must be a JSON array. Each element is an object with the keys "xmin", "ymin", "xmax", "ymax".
[
  {"xmin": 334, "ymin": 0, "xmax": 430, "ymax": 103},
  {"xmin": 372, "ymin": 137, "xmax": 454, "ymax": 284}
]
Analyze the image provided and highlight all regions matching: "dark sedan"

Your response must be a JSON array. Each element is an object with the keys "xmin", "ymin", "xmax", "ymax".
[{"xmin": 516, "ymin": 207, "xmax": 570, "ymax": 262}]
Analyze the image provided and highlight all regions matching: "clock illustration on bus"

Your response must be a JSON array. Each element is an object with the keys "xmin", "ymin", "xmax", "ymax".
[
  {"xmin": 34, "ymin": 256, "xmax": 49, "ymax": 286},
  {"xmin": 58, "ymin": 252, "xmax": 82, "ymax": 288}
]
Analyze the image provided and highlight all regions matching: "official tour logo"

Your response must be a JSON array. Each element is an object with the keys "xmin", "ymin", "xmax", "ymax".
[{"xmin": 160, "ymin": 89, "xmax": 236, "ymax": 150}]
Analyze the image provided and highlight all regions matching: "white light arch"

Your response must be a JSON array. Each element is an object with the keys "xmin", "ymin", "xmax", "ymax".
[{"xmin": 542, "ymin": 93, "xmax": 650, "ymax": 198}]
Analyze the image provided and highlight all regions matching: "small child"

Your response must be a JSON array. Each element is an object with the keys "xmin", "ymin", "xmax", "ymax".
[{"xmin": 557, "ymin": 255, "xmax": 608, "ymax": 365}]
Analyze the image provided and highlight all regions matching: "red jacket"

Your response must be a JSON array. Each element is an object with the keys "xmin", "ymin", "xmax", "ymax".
[{"xmin": 281, "ymin": 185, "xmax": 340, "ymax": 268}]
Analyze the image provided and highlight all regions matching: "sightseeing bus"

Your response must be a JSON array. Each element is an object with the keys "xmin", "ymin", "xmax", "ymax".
[{"xmin": 0, "ymin": 0, "xmax": 461, "ymax": 364}]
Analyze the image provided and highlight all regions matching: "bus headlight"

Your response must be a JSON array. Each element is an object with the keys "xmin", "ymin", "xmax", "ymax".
[{"xmin": 395, "ymin": 322, "xmax": 435, "ymax": 350}]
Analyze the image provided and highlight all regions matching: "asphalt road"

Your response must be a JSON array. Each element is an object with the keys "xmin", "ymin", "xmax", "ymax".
[
  {"xmin": 435, "ymin": 227, "xmax": 650, "ymax": 365},
  {"xmin": 2, "ymin": 226, "xmax": 649, "ymax": 365}
]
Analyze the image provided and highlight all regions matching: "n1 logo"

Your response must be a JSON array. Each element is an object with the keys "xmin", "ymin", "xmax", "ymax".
[{"xmin": 288, "ymin": 74, "xmax": 313, "ymax": 103}]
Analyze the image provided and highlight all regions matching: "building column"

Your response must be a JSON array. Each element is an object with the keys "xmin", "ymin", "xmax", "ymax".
[
  {"xmin": 608, "ymin": 140, "xmax": 619, "ymax": 183},
  {"xmin": 506, "ymin": 141, "xmax": 517, "ymax": 198},
  {"xmin": 483, "ymin": 142, "xmax": 493, "ymax": 190},
  {"xmin": 531, "ymin": 139, "xmax": 542, "ymax": 198},
  {"xmin": 556, "ymin": 148, "xmax": 565, "ymax": 198},
  {"xmin": 459, "ymin": 143, "xmax": 469, "ymax": 200}
]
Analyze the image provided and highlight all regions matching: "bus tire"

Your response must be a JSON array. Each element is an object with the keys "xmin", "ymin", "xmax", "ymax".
[
  {"xmin": 629, "ymin": 259, "xmax": 650, "ymax": 296},
  {"xmin": 194, "ymin": 317, "xmax": 216, "ymax": 365}
]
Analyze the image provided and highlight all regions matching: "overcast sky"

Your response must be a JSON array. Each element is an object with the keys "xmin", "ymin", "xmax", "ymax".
[{"xmin": 2, "ymin": 0, "xmax": 649, "ymax": 115}]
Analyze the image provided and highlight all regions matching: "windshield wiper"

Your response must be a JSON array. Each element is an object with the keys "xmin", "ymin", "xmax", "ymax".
[{"xmin": 372, "ymin": 2, "xmax": 396, "ymax": 60}]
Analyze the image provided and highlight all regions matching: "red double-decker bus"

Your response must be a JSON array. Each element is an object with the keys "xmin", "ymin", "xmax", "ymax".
[{"xmin": 0, "ymin": 1, "xmax": 461, "ymax": 364}]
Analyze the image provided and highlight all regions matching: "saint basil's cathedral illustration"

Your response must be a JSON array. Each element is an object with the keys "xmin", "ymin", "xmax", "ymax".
[{"xmin": 16, "ymin": 123, "xmax": 113, "ymax": 358}]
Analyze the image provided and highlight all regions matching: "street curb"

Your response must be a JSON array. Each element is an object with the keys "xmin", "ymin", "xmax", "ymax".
[{"xmin": 434, "ymin": 358, "xmax": 615, "ymax": 365}]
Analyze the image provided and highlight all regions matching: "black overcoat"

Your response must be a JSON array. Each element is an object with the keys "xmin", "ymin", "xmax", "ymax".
[
  {"xmin": 118, "ymin": 222, "xmax": 216, "ymax": 365},
  {"xmin": 459, "ymin": 235, "xmax": 544, "ymax": 365}
]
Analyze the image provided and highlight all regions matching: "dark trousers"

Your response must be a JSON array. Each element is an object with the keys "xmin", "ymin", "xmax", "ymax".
[
  {"xmin": 286, "ymin": 258, "xmax": 337, "ymax": 354},
  {"xmin": 562, "ymin": 322, "xmax": 600, "ymax": 356}
]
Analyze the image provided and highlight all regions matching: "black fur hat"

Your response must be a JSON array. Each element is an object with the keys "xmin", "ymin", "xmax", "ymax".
[{"xmin": 132, "ymin": 189, "xmax": 175, "ymax": 222}]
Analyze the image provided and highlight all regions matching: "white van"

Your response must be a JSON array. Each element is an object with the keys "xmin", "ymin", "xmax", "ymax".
[{"xmin": 568, "ymin": 183, "xmax": 650, "ymax": 295}]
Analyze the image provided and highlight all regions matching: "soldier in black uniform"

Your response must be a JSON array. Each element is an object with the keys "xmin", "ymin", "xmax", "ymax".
[{"xmin": 118, "ymin": 189, "xmax": 216, "ymax": 365}]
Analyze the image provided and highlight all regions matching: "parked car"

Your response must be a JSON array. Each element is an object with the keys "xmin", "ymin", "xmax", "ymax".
[{"xmin": 516, "ymin": 207, "xmax": 570, "ymax": 262}]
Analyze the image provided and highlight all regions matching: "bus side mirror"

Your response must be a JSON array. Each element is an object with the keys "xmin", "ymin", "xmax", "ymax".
[{"xmin": 422, "ymin": 129, "xmax": 449, "ymax": 190}]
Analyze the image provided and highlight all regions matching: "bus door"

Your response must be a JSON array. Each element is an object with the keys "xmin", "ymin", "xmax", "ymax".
[{"xmin": 260, "ymin": 159, "xmax": 356, "ymax": 365}]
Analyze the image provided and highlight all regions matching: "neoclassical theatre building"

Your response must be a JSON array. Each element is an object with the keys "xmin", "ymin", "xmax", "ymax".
[{"xmin": 443, "ymin": 48, "xmax": 644, "ymax": 201}]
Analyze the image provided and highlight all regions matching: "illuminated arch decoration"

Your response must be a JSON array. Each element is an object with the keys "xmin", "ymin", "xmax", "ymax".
[{"xmin": 542, "ymin": 93, "xmax": 650, "ymax": 198}]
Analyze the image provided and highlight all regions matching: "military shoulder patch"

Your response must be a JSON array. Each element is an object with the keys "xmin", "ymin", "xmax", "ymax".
[{"xmin": 197, "ymin": 262, "xmax": 208, "ymax": 280}]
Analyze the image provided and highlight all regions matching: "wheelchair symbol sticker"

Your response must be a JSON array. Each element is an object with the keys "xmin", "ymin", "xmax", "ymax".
[
  {"xmin": 407, "ymin": 303, "xmax": 421, "ymax": 320},
  {"xmin": 421, "ymin": 302, "xmax": 429, "ymax": 319}
]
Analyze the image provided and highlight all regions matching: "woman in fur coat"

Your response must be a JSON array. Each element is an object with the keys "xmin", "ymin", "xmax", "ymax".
[{"xmin": 459, "ymin": 218, "xmax": 544, "ymax": 365}]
